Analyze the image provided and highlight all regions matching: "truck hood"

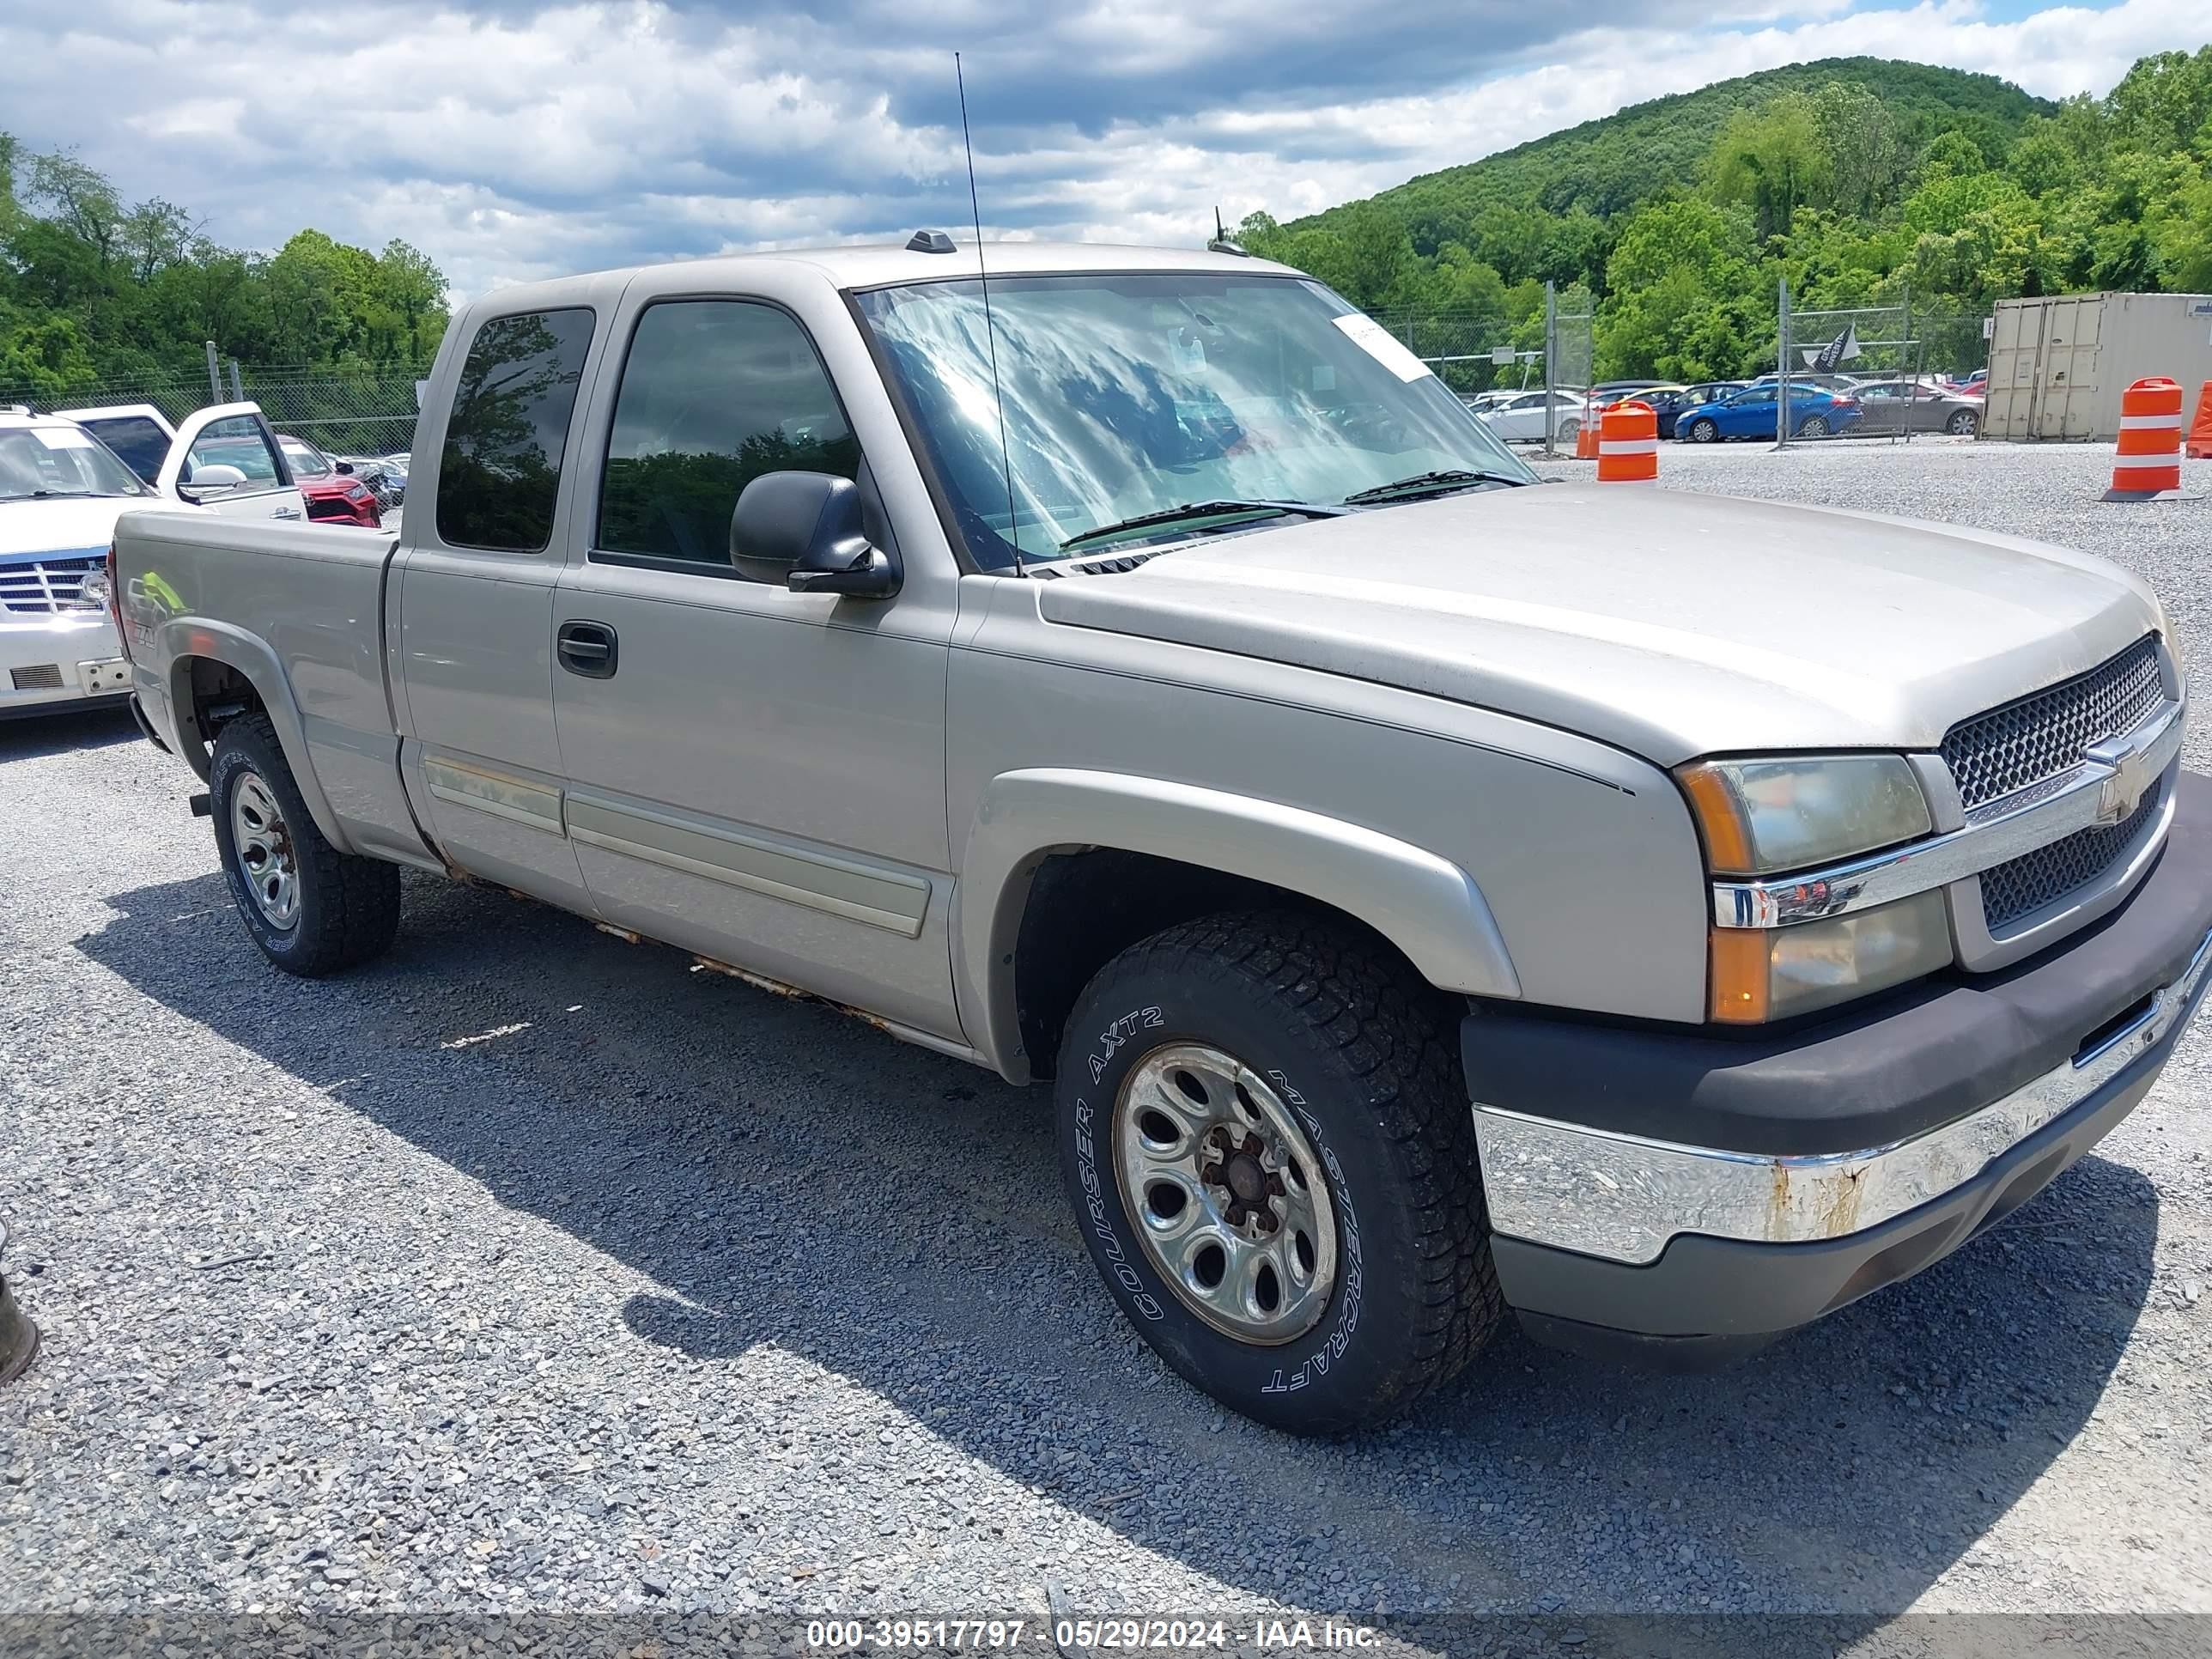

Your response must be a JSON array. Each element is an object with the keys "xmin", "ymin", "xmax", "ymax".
[
  {"xmin": 0, "ymin": 494, "xmax": 198, "ymax": 558},
  {"xmin": 1035, "ymin": 483, "xmax": 2166, "ymax": 765}
]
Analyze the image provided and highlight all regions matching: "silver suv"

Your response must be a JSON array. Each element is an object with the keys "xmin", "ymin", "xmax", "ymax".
[{"xmin": 112, "ymin": 238, "xmax": 2211, "ymax": 1434}]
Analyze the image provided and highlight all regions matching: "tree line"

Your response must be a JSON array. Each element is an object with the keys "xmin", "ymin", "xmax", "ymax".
[
  {"xmin": 0, "ymin": 135, "xmax": 449, "ymax": 400},
  {"xmin": 1236, "ymin": 49, "xmax": 2212, "ymax": 382}
]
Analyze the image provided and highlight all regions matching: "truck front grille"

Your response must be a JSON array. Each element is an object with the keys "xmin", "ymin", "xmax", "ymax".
[
  {"xmin": 1942, "ymin": 635, "xmax": 2164, "ymax": 811},
  {"xmin": 1979, "ymin": 782, "xmax": 2164, "ymax": 931},
  {"xmin": 0, "ymin": 556, "xmax": 102, "ymax": 615}
]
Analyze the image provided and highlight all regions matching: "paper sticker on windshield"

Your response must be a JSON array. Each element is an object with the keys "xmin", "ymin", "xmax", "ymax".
[
  {"xmin": 31, "ymin": 427, "xmax": 96, "ymax": 450},
  {"xmin": 1331, "ymin": 313, "xmax": 1433, "ymax": 382}
]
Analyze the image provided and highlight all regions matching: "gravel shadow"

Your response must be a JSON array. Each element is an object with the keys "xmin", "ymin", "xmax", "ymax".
[
  {"xmin": 0, "ymin": 705, "xmax": 137, "ymax": 761},
  {"xmin": 79, "ymin": 866, "xmax": 2159, "ymax": 1625}
]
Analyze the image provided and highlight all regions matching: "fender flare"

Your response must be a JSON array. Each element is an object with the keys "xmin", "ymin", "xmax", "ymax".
[
  {"xmin": 161, "ymin": 619, "xmax": 354, "ymax": 854},
  {"xmin": 954, "ymin": 768, "xmax": 1521, "ymax": 1084}
]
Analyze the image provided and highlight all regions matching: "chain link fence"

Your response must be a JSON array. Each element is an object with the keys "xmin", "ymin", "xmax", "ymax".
[
  {"xmin": 0, "ymin": 362, "xmax": 428, "ymax": 460},
  {"xmin": 1778, "ymin": 287, "xmax": 1989, "ymax": 447}
]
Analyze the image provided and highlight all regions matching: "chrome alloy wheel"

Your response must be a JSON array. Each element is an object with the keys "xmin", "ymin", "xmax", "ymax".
[
  {"xmin": 230, "ymin": 772, "xmax": 300, "ymax": 930},
  {"xmin": 1113, "ymin": 1043, "xmax": 1339, "ymax": 1344}
]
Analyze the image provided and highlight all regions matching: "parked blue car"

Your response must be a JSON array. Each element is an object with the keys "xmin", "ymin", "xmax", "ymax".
[{"xmin": 1674, "ymin": 382, "xmax": 1863, "ymax": 442}]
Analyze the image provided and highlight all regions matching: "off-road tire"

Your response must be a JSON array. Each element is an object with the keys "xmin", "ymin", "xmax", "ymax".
[
  {"xmin": 1056, "ymin": 910, "xmax": 1503, "ymax": 1436},
  {"xmin": 210, "ymin": 713, "xmax": 400, "ymax": 975}
]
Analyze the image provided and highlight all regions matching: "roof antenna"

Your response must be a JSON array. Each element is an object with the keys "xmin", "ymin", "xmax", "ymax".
[
  {"xmin": 957, "ymin": 52, "xmax": 1023, "ymax": 575},
  {"xmin": 1207, "ymin": 205, "xmax": 1247, "ymax": 256}
]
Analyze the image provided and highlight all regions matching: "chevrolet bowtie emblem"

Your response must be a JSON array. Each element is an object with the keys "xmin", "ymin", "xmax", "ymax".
[{"xmin": 2087, "ymin": 735, "xmax": 2155, "ymax": 827}]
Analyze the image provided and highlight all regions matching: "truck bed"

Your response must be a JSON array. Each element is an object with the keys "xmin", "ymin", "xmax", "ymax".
[{"xmin": 113, "ymin": 510, "xmax": 428, "ymax": 868}]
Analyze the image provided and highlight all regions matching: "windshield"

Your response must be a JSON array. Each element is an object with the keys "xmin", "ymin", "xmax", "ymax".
[
  {"xmin": 280, "ymin": 438, "xmax": 332, "ymax": 477},
  {"xmin": 853, "ymin": 272, "xmax": 1534, "ymax": 568},
  {"xmin": 0, "ymin": 426, "xmax": 149, "ymax": 501}
]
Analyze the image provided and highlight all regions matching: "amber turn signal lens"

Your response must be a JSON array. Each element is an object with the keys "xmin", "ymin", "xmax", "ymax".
[
  {"xmin": 1679, "ymin": 763, "xmax": 1755, "ymax": 875},
  {"xmin": 1709, "ymin": 927, "xmax": 1772, "ymax": 1023}
]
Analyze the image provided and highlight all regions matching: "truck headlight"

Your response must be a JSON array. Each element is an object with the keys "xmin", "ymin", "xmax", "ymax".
[
  {"xmin": 1680, "ymin": 753, "xmax": 1948, "ymax": 1023},
  {"xmin": 1709, "ymin": 890, "xmax": 1952, "ymax": 1023},
  {"xmin": 1676, "ymin": 754, "xmax": 1932, "ymax": 876}
]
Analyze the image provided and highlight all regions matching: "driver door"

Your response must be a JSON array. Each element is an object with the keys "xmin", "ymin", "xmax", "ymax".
[
  {"xmin": 1723, "ymin": 386, "xmax": 1777, "ymax": 438},
  {"xmin": 155, "ymin": 404, "xmax": 307, "ymax": 521}
]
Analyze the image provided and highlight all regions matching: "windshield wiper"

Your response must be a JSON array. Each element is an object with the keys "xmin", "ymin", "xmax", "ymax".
[
  {"xmin": 1059, "ymin": 498, "xmax": 1350, "ymax": 553},
  {"xmin": 1340, "ymin": 469, "xmax": 1528, "ymax": 505}
]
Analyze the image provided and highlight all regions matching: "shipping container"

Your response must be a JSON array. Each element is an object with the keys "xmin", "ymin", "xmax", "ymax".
[{"xmin": 1983, "ymin": 292, "xmax": 2212, "ymax": 441}]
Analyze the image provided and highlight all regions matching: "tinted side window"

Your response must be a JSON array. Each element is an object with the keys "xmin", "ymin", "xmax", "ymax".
[
  {"xmin": 436, "ymin": 307, "xmax": 595, "ymax": 552},
  {"xmin": 596, "ymin": 301, "xmax": 859, "ymax": 570},
  {"xmin": 86, "ymin": 417, "xmax": 170, "ymax": 483}
]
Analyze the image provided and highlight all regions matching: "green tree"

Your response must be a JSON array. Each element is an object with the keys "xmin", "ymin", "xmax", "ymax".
[{"xmin": 1709, "ymin": 93, "xmax": 1835, "ymax": 243}]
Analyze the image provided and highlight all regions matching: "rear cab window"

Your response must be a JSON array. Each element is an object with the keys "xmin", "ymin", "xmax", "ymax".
[{"xmin": 435, "ymin": 308, "xmax": 597, "ymax": 552}]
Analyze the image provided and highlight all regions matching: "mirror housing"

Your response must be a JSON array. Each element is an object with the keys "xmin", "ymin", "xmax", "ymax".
[
  {"xmin": 182, "ymin": 463, "xmax": 249, "ymax": 495},
  {"xmin": 335, "ymin": 459, "xmax": 354, "ymax": 475},
  {"xmin": 729, "ymin": 471, "xmax": 898, "ymax": 598}
]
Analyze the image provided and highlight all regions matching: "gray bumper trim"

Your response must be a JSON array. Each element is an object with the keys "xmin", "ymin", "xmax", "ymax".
[{"xmin": 1474, "ymin": 923, "xmax": 2212, "ymax": 1267}]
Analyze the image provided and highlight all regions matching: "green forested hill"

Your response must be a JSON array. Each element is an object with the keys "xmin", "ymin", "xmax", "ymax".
[
  {"xmin": 1237, "ymin": 50, "xmax": 2212, "ymax": 380},
  {"xmin": 1307, "ymin": 59, "xmax": 2051, "ymax": 244}
]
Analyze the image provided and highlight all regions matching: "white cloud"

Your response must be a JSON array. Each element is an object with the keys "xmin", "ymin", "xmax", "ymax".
[{"xmin": 0, "ymin": 0, "xmax": 2202, "ymax": 300}]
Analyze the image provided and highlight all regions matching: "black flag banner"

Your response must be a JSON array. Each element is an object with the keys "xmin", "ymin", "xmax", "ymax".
[{"xmin": 1810, "ymin": 323, "xmax": 1863, "ymax": 373}]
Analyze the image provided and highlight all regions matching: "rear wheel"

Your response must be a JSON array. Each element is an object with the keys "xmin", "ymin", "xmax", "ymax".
[
  {"xmin": 1555, "ymin": 417, "xmax": 1581, "ymax": 443},
  {"xmin": 1055, "ymin": 911, "xmax": 1503, "ymax": 1435},
  {"xmin": 1686, "ymin": 417, "xmax": 1719, "ymax": 443},
  {"xmin": 1796, "ymin": 414, "xmax": 1831, "ymax": 438},
  {"xmin": 210, "ymin": 714, "xmax": 400, "ymax": 975}
]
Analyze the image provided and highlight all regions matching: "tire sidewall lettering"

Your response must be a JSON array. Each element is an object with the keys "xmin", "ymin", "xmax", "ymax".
[{"xmin": 1069, "ymin": 1005, "xmax": 1367, "ymax": 1395}]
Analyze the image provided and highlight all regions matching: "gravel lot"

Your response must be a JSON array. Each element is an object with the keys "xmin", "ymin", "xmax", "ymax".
[{"xmin": 4, "ymin": 439, "xmax": 2211, "ymax": 1656}]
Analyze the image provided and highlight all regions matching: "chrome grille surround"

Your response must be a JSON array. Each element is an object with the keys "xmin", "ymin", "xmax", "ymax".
[{"xmin": 1942, "ymin": 636, "xmax": 2164, "ymax": 811}]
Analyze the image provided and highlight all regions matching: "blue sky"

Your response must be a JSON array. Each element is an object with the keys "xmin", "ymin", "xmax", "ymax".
[{"xmin": 2, "ymin": 0, "xmax": 2203, "ymax": 297}]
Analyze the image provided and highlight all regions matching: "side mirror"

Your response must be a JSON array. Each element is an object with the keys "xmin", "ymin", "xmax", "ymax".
[
  {"xmin": 729, "ymin": 471, "xmax": 899, "ymax": 599},
  {"xmin": 185, "ymin": 463, "xmax": 249, "ymax": 491},
  {"xmin": 335, "ymin": 459, "xmax": 354, "ymax": 476}
]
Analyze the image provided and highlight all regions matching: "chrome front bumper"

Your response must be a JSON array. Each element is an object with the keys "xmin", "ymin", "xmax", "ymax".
[{"xmin": 1475, "ymin": 922, "xmax": 2212, "ymax": 1267}]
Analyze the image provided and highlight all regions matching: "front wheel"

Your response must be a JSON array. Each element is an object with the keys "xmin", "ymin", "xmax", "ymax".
[
  {"xmin": 1055, "ymin": 912, "xmax": 1502, "ymax": 1436},
  {"xmin": 1947, "ymin": 409, "xmax": 1978, "ymax": 435},
  {"xmin": 1686, "ymin": 417, "xmax": 1719, "ymax": 443},
  {"xmin": 210, "ymin": 714, "xmax": 400, "ymax": 975}
]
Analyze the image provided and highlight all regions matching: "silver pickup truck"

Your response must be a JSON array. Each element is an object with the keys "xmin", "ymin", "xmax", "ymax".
[{"xmin": 112, "ymin": 239, "xmax": 2212, "ymax": 1434}]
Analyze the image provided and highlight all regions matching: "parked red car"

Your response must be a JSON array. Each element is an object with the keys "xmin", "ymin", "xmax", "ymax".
[{"xmin": 276, "ymin": 434, "xmax": 382, "ymax": 526}]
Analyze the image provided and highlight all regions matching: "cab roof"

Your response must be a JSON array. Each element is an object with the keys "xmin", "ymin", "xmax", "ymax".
[{"xmin": 465, "ymin": 238, "xmax": 1301, "ymax": 319}]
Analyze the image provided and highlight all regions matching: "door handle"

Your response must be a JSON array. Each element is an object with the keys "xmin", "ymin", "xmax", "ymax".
[{"xmin": 557, "ymin": 620, "xmax": 618, "ymax": 679}]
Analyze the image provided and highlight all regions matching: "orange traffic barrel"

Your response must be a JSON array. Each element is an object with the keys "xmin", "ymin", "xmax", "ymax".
[
  {"xmin": 2106, "ymin": 378, "xmax": 2184, "ymax": 500},
  {"xmin": 2187, "ymin": 380, "xmax": 2212, "ymax": 460},
  {"xmin": 1597, "ymin": 400, "xmax": 1659, "ymax": 483}
]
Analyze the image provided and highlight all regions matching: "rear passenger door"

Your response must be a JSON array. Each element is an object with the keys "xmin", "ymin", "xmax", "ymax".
[
  {"xmin": 393, "ymin": 300, "xmax": 609, "ymax": 912},
  {"xmin": 548, "ymin": 293, "xmax": 960, "ymax": 1041}
]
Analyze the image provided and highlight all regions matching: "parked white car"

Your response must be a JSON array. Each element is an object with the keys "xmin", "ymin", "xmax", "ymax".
[
  {"xmin": 0, "ymin": 411, "xmax": 203, "ymax": 717},
  {"xmin": 1476, "ymin": 390, "xmax": 1591, "ymax": 444}
]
